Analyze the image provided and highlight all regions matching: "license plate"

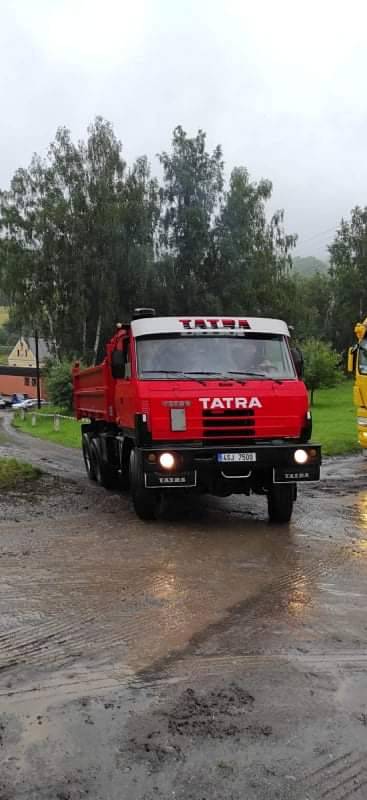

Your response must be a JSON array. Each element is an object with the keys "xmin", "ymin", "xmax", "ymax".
[
  {"xmin": 273, "ymin": 466, "xmax": 320, "ymax": 483},
  {"xmin": 217, "ymin": 452, "xmax": 256, "ymax": 463},
  {"xmin": 145, "ymin": 471, "xmax": 197, "ymax": 488}
]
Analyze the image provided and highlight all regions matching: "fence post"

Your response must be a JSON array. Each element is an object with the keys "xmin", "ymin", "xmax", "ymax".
[
  {"xmin": 31, "ymin": 413, "xmax": 37, "ymax": 427},
  {"xmin": 54, "ymin": 414, "xmax": 60, "ymax": 431},
  {"xmin": 20, "ymin": 408, "xmax": 25, "ymax": 421}
]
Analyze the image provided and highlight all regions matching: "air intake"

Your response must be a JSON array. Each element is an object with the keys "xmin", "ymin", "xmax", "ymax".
[{"xmin": 132, "ymin": 308, "xmax": 156, "ymax": 320}]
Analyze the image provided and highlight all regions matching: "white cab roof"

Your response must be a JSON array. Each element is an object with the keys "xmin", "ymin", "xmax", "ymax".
[{"xmin": 131, "ymin": 316, "xmax": 290, "ymax": 337}]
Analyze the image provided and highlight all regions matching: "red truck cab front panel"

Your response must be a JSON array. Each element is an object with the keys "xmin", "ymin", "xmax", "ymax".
[{"xmin": 136, "ymin": 379, "xmax": 308, "ymax": 444}]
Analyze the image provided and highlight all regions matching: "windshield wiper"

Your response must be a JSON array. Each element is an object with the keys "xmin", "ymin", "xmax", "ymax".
[
  {"xmin": 142, "ymin": 370, "xmax": 207, "ymax": 385},
  {"xmin": 227, "ymin": 370, "xmax": 267, "ymax": 378},
  {"xmin": 227, "ymin": 370, "xmax": 284, "ymax": 383}
]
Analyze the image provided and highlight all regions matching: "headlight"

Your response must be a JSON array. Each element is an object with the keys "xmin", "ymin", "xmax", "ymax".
[
  {"xmin": 294, "ymin": 448, "xmax": 308, "ymax": 465},
  {"xmin": 357, "ymin": 417, "xmax": 367, "ymax": 426},
  {"xmin": 159, "ymin": 452, "xmax": 175, "ymax": 469}
]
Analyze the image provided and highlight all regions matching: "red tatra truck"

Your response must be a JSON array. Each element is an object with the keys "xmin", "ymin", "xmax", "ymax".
[{"xmin": 73, "ymin": 309, "xmax": 321, "ymax": 523}]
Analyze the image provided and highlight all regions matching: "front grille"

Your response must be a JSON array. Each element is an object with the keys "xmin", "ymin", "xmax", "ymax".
[{"xmin": 202, "ymin": 408, "xmax": 255, "ymax": 445}]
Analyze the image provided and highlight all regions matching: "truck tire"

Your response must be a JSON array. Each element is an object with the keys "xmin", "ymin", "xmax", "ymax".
[
  {"xmin": 90, "ymin": 439, "xmax": 119, "ymax": 490},
  {"xmin": 82, "ymin": 434, "xmax": 97, "ymax": 481},
  {"xmin": 129, "ymin": 448, "xmax": 158, "ymax": 521},
  {"xmin": 267, "ymin": 484, "xmax": 294, "ymax": 524}
]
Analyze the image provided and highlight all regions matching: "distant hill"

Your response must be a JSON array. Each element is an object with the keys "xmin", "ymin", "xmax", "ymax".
[{"xmin": 293, "ymin": 257, "xmax": 328, "ymax": 277}]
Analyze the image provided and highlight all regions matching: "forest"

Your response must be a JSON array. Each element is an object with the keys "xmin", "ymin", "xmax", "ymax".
[{"xmin": 0, "ymin": 117, "xmax": 365, "ymax": 363}]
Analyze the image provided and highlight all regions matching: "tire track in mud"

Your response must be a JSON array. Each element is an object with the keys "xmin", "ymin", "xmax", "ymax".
[
  {"xmin": 0, "ymin": 778, "xmax": 91, "ymax": 800},
  {"xmin": 0, "ymin": 512, "xmax": 358, "ymax": 680},
  {"xmin": 0, "ymin": 536, "xmax": 349, "ymax": 682},
  {"xmin": 300, "ymin": 751, "xmax": 367, "ymax": 799},
  {"xmin": 130, "ymin": 540, "xmax": 354, "ymax": 682},
  {"xmin": 0, "ymin": 541, "xmax": 352, "ymax": 705},
  {"xmin": 3, "ymin": 651, "xmax": 367, "ymax": 707}
]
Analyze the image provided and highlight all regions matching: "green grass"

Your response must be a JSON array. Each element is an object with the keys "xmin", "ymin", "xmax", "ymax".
[
  {"xmin": 311, "ymin": 381, "xmax": 359, "ymax": 456},
  {"xmin": 13, "ymin": 407, "xmax": 82, "ymax": 449},
  {"xmin": 0, "ymin": 457, "xmax": 41, "ymax": 488}
]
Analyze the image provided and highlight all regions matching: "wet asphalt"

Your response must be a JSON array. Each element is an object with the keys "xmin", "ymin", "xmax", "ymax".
[{"xmin": 0, "ymin": 415, "xmax": 367, "ymax": 799}]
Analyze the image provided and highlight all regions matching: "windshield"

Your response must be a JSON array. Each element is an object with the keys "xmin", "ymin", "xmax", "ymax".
[{"xmin": 136, "ymin": 334, "xmax": 296, "ymax": 380}]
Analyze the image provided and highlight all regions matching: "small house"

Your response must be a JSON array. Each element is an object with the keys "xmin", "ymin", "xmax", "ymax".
[{"xmin": 8, "ymin": 336, "xmax": 51, "ymax": 369}]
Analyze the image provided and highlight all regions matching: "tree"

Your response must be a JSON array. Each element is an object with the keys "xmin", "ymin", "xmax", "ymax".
[
  {"xmin": 46, "ymin": 361, "xmax": 74, "ymax": 411},
  {"xmin": 213, "ymin": 168, "xmax": 296, "ymax": 316},
  {"xmin": 276, "ymin": 271, "xmax": 333, "ymax": 342},
  {"xmin": 0, "ymin": 118, "xmax": 159, "ymax": 363},
  {"xmin": 302, "ymin": 338, "xmax": 340, "ymax": 405},
  {"xmin": 0, "ymin": 119, "xmax": 298, "ymax": 356},
  {"xmin": 329, "ymin": 207, "xmax": 367, "ymax": 352},
  {"xmin": 157, "ymin": 126, "xmax": 224, "ymax": 312}
]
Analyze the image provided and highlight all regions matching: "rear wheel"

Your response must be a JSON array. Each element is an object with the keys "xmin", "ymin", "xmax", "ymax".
[
  {"xmin": 90, "ymin": 439, "xmax": 119, "ymax": 490},
  {"xmin": 129, "ymin": 448, "xmax": 159, "ymax": 521},
  {"xmin": 82, "ymin": 434, "xmax": 96, "ymax": 481},
  {"xmin": 267, "ymin": 484, "xmax": 294, "ymax": 524}
]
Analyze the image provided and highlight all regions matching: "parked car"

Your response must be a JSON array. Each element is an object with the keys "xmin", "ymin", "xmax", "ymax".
[
  {"xmin": 12, "ymin": 398, "xmax": 35, "ymax": 410},
  {"xmin": 10, "ymin": 393, "xmax": 25, "ymax": 405},
  {"xmin": 0, "ymin": 395, "xmax": 7, "ymax": 409},
  {"xmin": 12, "ymin": 398, "xmax": 47, "ymax": 410}
]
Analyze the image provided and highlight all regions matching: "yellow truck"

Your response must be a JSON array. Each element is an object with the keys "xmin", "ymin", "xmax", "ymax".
[{"xmin": 349, "ymin": 319, "xmax": 367, "ymax": 448}]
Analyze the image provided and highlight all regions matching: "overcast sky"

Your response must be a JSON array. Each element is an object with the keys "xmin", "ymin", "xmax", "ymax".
[{"xmin": 1, "ymin": 0, "xmax": 366, "ymax": 257}]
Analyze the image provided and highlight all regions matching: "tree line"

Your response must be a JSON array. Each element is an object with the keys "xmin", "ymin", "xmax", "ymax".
[{"xmin": 0, "ymin": 117, "xmax": 365, "ymax": 364}]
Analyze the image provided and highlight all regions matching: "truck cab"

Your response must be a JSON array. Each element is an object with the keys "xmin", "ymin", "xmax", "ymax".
[{"xmin": 73, "ymin": 311, "xmax": 321, "ymax": 524}]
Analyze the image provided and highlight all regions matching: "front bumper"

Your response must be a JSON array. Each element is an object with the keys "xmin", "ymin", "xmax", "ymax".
[{"xmin": 141, "ymin": 442, "xmax": 321, "ymax": 490}]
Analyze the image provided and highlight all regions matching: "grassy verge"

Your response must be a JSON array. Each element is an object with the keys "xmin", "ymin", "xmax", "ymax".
[
  {"xmin": 311, "ymin": 381, "xmax": 359, "ymax": 456},
  {"xmin": 13, "ymin": 407, "xmax": 82, "ymax": 449},
  {"xmin": 0, "ymin": 457, "xmax": 41, "ymax": 489}
]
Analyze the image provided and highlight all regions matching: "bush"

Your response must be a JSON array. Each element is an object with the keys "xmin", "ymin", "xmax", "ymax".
[
  {"xmin": 302, "ymin": 338, "xmax": 340, "ymax": 405},
  {"xmin": 46, "ymin": 361, "xmax": 74, "ymax": 411},
  {"xmin": 0, "ymin": 457, "xmax": 41, "ymax": 488}
]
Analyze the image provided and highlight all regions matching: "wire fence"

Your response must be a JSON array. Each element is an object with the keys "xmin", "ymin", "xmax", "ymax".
[{"xmin": 15, "ymin": 409, "xmax": 78, "ymax": 431}]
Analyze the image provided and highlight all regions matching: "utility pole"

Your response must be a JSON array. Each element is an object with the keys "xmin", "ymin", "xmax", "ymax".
[{"xmin": 35, "ymin": 329, "xmax": 41, "ymax": 410}]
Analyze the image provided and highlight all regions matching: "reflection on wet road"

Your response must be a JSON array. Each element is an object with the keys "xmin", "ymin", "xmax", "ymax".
[
  {"xmin": 1, "ymin": 431, "xmax": 367, "ymax": 799},
  {"xmin": 0, "ymin": 464, "xmax": 366, "ymax": 701}
]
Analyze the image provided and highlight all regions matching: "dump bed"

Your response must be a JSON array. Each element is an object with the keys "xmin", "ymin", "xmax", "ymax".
[{"xmin": 73, "ymin": 360, "xmax": 115, "ymax": 422}]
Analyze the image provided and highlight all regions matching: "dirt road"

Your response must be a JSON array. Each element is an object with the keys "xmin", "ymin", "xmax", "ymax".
[{"xmin": 1, "ymin": 416, "xmax": 367, "ymax": 799}]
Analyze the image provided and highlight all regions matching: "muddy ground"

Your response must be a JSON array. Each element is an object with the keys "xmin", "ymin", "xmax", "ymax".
[{"xmin": 1, "ymin": 414, "xmax": 367, "ymax": 799}]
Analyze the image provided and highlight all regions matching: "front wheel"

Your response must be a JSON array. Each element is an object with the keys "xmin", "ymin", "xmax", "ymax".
[
  {"xmin": 129, "ymin": 449, "xmax": 159, "ymax": 521},
  {"xmin": 267, "ymin": 484, "xmax": 294, "ymax": 524}
]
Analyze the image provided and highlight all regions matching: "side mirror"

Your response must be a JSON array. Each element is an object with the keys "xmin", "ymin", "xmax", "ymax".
[
  {"xmin": 111, "ymin": 349, "xmax": 125, "ymax": 379},
  {"xmin": 347, "ymin": 346, "xmax": 357, "ymax": 373},
  {"xmin": 291, "ymin": 347, "xmax": 304, "ymax": 380}
]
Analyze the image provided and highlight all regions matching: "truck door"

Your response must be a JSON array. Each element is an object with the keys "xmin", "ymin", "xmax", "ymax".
[{"xmin": 115, "ymin": 335, "xmax": 136, "ymax": 431}]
